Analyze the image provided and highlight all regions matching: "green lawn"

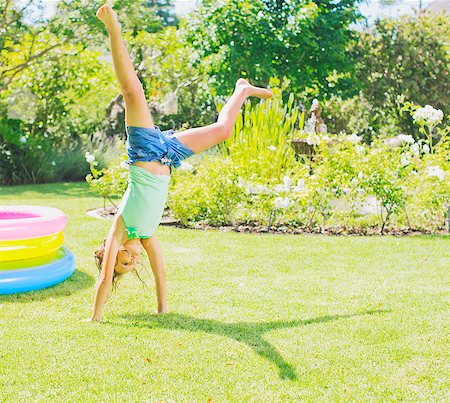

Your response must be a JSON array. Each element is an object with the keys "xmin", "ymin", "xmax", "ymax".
[{"xmin": 1, "ymin": 182, "xmax": 449, "ymax": 402}]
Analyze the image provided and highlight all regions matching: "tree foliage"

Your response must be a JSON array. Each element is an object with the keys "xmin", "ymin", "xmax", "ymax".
[
  {"xmin": 348, "ymin": 10, "xmax": 450, "ymax": 135},
  {"xmin": 180, "ymin": 0, "xmax": 364, "ymax": 99}
]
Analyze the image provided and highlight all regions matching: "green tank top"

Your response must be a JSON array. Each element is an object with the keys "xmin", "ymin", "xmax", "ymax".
[{"xmin": 117, "ymin": 165, "xmax": 171, "ymax": 239}]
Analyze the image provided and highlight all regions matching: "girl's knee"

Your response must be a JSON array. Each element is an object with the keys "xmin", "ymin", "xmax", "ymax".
[{"xmin": 217, "ymin": 122, "xmax": 232, "ymax": 140}]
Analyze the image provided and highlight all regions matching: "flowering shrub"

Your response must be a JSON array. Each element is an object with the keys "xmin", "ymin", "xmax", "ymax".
[
  {"xmin": 168, "ymin": 99, "xmax": 449, "ymax": 233},
  {"xmin": 167, "ymin": 154, "xmax": 242, "ymax": 226},
  {"xmin": 86, "ymin": 97, "xmax": 448, "ymax": 234},
  {"xmin": 85, "ymin": 140, "xmax": 129, "ymax": 203}
]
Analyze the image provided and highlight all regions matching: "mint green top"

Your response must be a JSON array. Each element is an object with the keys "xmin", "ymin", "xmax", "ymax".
[{"xmin": 117, "ymin": 165, "xmax": 171, "ymax": 239}]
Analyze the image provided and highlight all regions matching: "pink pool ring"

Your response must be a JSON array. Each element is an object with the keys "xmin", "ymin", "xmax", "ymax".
[{"xmin": 0, "ymin": 206, "xmax": 67, "ymax": 241}]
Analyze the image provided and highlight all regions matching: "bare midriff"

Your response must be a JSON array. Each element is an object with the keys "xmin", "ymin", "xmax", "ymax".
[{"xmin": 133, "ymin": 161, "xmax": 170, "ymax": 176}]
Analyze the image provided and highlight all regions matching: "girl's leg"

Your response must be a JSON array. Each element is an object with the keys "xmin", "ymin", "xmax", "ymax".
[
  {"xmin": 140, "ymin": 236, "xmax": 168, "ymax": 313},
  {"xmin": 174, "ymin": 78, "xmax": 273, "ymax": 154},
  {"xmin": 97, "ymin": 4, "xmax": 154, "ymax": 128}
]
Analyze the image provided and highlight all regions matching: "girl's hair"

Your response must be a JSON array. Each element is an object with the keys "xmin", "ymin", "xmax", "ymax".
[{"xmin": 94, "ymin": 239, "xmax": 148, "ymax": 298}]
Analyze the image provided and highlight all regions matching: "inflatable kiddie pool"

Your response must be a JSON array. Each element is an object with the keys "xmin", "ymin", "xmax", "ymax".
[{"xmin": 0, "ymin": 206, "xmax": 75, "ymax": 294}]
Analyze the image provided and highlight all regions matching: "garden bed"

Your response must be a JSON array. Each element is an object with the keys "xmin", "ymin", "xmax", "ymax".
[{"xmin": 85, "ymin": 206, "xmax": 447, "ymax": 236}]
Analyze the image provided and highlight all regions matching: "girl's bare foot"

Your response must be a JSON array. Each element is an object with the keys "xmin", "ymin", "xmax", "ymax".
[
  {"xmin": 235, "ymin": 78, "xmax": 273, "ymax": 100},
  {"xmin": 96, "ymin": 4, "xmax": 121, "ymax": 32}
]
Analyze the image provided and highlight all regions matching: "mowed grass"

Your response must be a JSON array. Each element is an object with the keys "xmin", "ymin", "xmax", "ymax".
[{"xmin": 0, "ymin": 182, "xmax": 449, "ymax": 402}]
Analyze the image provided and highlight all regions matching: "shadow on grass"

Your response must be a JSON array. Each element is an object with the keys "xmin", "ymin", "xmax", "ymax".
[
  {"xmin": 0, "ymin": 269, "xmax": 94, "ymax": 303},
  {"xmin": 0, "ymin": 182, "xmax": 100, "ymax": 198},
  {"xmin": 114, "ymin": 309, "xmax": 387, "ymax": 381}
]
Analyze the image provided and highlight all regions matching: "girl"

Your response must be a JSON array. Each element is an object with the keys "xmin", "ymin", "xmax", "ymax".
[{"xmin": 86, "ymin": 4, "xmax": 273, "ymax": 322}]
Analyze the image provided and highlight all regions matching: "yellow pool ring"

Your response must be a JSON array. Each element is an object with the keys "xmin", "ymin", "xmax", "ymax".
[{"xmin": 0, "ymin": 232, "xmax": 64, "ymax": 262}]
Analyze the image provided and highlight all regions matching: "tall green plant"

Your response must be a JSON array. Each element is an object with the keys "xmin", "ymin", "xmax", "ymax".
[{"xmin": 216, "ymin": 77, "xmax": 299, "ymax": 180}]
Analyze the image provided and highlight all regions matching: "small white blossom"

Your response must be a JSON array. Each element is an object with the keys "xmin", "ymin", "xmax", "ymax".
[
  {"xmin": 397, "ymin": 134, "xmax": 415, "ymax": 145},
  {"xmin": 306, "ymin": 134, "xmax": 320, "ymax": 146},
  {"xmin": 385, "ymin": 137, "xmax": 402, "ymax": 148},
  {"xmin": 274, "ymin": 196, "xmax": 291, "ymax": 209},
  {"xmin": 85, "ymin": 152, "xmax": 95, "ymax": 163},
  {"xmin": 400, "ymin": 154, "xmax": 411, "ymax": 166},
  {"xmin": 356, "ymin": 145, "xmax": 364, "ymax": 156},
  {"xmin": 283, "ymin": 175, "xmax": 292, "ymax": 189},
  {"xmin": 268, "ymin": 145, "xmax": 277, "ymax": 151},
  {"xmin": 350, "ymin": 177, "xmax": 359, "ymax": 187},
  {"xmin": 422, "ymin": 144, "xmax": 430, "ymax": 154},
  {"xmin": 346, "ymin": 133, "xmax": 362, "ymax": 144},
  {"xmin": 120, "ymin": 161, "xmax": 129, "ymax": 169},
  {"xmin": 427, "ymin": 165, "xmax": 445, "ymax": 181},
  {"xmin": 244, "ymin": 182, "xmax": 270, "ymax": 195},
  {"xmin": 179, "ymin": 161, "xmax": 194, "ymax": 171},
  {"xmin": 19, "ymin": 136, "xmax": 27, "ymax": 144},
  {"xmin": 51, "ymin": 161, "xmax": 56, "ymax": 166},
  {"xmin": 410, "ymin": 143, "xmax": 419, "ymax": 156},
  {"xmin": 358, "ymin": 171, "xmax": 363, "ymax": 179},
  {"xmin": 292, "ymin": 178, "xmax": 306, "ymax": 193},
  {"xmin": 413, "ymin": 105, "xmax": 444, "ymax": 126},
  {"xmin": 274, "ymin": 184, "xmax": 285, "ymax": 193},
  {"xmin": 237, "ymin": 176, "xmax": 245, "ymax": 188}
]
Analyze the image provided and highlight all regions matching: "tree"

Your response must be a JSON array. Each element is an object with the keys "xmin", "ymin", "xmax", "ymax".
[
  {"xmin": 351, "ymin": 10, "xmax": 449, "ymax": 133},
  {"xmin": 180, "ymin": 0, "xmax": 364, "ymax": 99},
  {"xmin": 145, "ymin": 0, "xmax": 179, "ymax": 27}
]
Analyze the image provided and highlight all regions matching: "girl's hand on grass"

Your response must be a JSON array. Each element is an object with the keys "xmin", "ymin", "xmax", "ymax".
[{"xmin": 81, "ymin": 317, "xmax": 100, "ymax": 323}]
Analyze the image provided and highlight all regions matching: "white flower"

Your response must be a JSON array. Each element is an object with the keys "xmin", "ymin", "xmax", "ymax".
[
  {"xmin": 274, "ymin": 184, "xmax": 284, "ymax": 193},
  {"xmin": 283, "ymin": 175, "xmax": 292, "ymax": 189},
  {"xmin": 422, "ymin": 144, "xmax": 430, "ymax": 154},
  {"xmin": 346, "ymin": 133, "xmax": 362, "ymax": 144},
  {"xmin": 356, "ymin": 145, "xmax": 364, "ymax": 156},
  {"xmin": 274, "ymin": 196, "xmax": 291, "ymax": 209},
  {"xmin": 51, "ymin": 161, "xmax": 56, "ymax": 166},
  {"xmin": 410, "ymin": 143, "xmax": 419, "ymax": 156},
  {"xmin": 19, "ymin": 136, "xmax": 27, "ymax": 144},
  {"xmin": 413, "ymin": 105, "xmax": 444, "ymax": 126},
  {"xmin": 268, "ymin": 145, "xmax": 277, "ymax": 151},
  {"xmin": 350, "ymin": 177, "xmax": 359, "ymax": 187},
  {"xmin": 292, "ymin": 178, "xmax": 305, "ymax": 193},
  {"xmin": 120, "ymin": 161, "xmax": 129, "ymax": 169},
  {"xmin": 306, "ymin": 134, "xmax": 320, "ymax": 146},
  {"xmin": 358, "ymin": 171, "xmax": 363, "ymax": 179},
  {"xmin": 85, "ymin": 152, "xmax": 95, "ymax": 163},
  {"xmin": 179, "ymin": 161, "xmax": 194, "ymax": 171},
  {"xmin": 400, "ymin": 154, "xmax": 411, "ymax": 166},
  {"xmin": 237, "ymin": 176, "xmax": 245, "ymax": 188},
  {"xmin": 426, "ymin": 165, "xmax": 445, "ymax": 181},
  {"xmin": 397, "ymin": 134, "xmax": 415, "ymax": 145},
  {"xmin": 386, "ymin": 137, "xmax": 402, "ymax": 148}
]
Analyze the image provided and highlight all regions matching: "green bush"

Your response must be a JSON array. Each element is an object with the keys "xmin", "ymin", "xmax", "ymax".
[
  {"xmin": 340, "ymin": 11, "xmax": 450, "ymax": 141},
  {"xmin": 168, "ymin": 154, "xmax": 242, "ymax": 226},
  {"xmin": 85, "ymin": 139, "xmax": 129, "ymax": 203},
  {"xmin": 167, "ymin": 98, "xmax": 449, "ymax": 233}
]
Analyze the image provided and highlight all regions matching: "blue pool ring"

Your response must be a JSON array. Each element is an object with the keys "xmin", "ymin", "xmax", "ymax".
[{"xmin": 0, "ymin": 247, "xmax": 75, "ymax": 294}]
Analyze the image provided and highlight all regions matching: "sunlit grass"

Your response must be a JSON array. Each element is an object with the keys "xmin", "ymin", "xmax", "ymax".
[{"xmin": 0, "ymin": 182, "xmax": 449, "ymax": 401}]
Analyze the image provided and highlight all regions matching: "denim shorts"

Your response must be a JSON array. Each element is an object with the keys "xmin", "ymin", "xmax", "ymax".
[{"xmin": 125, "ymin": 125, "xmax": 195, "ymax": 174}]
